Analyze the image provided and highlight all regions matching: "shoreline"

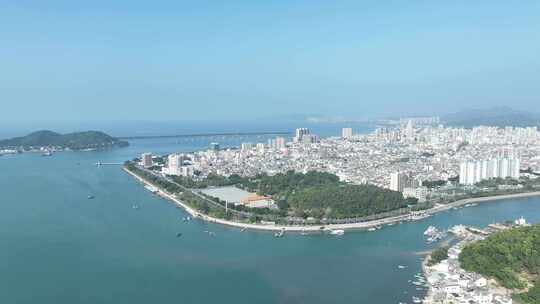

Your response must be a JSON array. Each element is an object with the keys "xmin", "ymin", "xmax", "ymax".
[{"xmin": 124, "ymin": 166, "xmax": 540, "ymax": 232}]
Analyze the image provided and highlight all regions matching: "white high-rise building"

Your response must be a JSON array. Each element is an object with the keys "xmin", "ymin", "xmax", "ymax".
[
  {"xmin": 167, "ymin": 154, "xmax": 183, "ymax": 175},
  {"xmin": 402, "ymin": 120, "xmax": 415, "ymax": 139},
  {"xmin": 294, "ymin": 128, "xmax": 310, "ymax": 143},
  {"xmin": 241, "ymin": 143, "xmax": 254, "ymax": 151},
  {"xmin": 459, "ymin": 162, "xmax": 468, "ymax": 184},
  {"xmin": 390, "ymin": 172, "xmax": 418, "ymax": 192},
  {"xmin": 466, "ymin": 162, "xmax": 475, "ymax": 185},
  {"xmin": 141, "ymin": 153, "xmax": 153, "ymax": 168},
  {"xmin": 181, "ymin": 166, "xmax": 194, "ymax": 177},
  {"xmin": 499, "ymin": 158, "xmax": 509, "ymax": 178},
  {"xmin": 459, "ymin": 157, "xmax": 520, "ymax": 185},
  {"xmin": 342, "ymin": 127, "xmax": 353, "ymax": 139}
]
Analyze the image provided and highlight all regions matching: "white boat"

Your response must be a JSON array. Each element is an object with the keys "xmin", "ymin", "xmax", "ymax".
[
  {"xmin": 274, "ymin": 229, "xmax": 285, "ymax": 238},
  {"xmin": 367, "ymin": 227, "xmax": 377, "ymax": 232},
  {"xmin": 330, "ymin": 229, "xmax": 345, "ymax": 235},
  {"xmin": 515, "ymin": 216, "xmax": 529, "ymax": 226},
  {"xmin": 424, "ymin": 226, "xmax": 438, "ymax": 236},
  {"xmin": 398, "ymin": 265, "xmax": 407, "ymax": 269},
  {"xmin": 412, "ymin": 296, "xmax": 422, "ymax": 303}
]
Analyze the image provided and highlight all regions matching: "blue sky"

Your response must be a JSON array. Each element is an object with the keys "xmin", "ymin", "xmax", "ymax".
[{"xmin": 1, "ymin": 1, "xmax": 539, "ymax": 124}]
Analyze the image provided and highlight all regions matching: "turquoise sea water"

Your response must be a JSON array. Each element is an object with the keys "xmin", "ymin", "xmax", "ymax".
[{"xmin": 1, "ymin": 136, "xmax": 540, "ymax": 304}]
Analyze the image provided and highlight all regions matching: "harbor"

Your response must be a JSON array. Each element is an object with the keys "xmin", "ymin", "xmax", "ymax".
[{"xmin": 421, "ymin": 218, "xmax": 531, "ymax": 304}]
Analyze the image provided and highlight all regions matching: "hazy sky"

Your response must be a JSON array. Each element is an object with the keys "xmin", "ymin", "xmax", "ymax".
[{"xmin": 1, "ymin": 1, "xmax": 539, "ymax": 124}]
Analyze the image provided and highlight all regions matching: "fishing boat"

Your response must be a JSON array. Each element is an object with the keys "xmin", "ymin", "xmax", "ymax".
[{"xmin": 87, "ymin": 195, "xmax": 95, "ymax": 200}]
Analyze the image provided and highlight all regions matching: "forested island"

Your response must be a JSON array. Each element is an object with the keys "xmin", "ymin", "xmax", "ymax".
[
  {"xmin": 0, "ymin": 130, "xmax": 129, "ymax": 151},
  {"xmin": 459, "ymin": 224, "xmax": 540, "ymax": 303}
]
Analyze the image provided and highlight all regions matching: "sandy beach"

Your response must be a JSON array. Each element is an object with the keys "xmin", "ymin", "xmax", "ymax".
[{"xmin": 124, "ymin": 167, "xmax": 540, "ymax": 232}]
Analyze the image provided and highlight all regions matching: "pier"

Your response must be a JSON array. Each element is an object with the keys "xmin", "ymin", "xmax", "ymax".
[{"xmin": 95, "ymin": 162, "xmax": 123, "ymax": 166}]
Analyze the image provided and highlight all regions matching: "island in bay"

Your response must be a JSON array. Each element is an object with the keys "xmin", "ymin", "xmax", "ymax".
[{"xmin": 0, "ymin": 130, "xmax": 129, "ymax": 154}]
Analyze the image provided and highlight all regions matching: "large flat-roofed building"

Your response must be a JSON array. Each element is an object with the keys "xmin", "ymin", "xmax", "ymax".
[{"xmin": 199, "ymin": 186, "xmax": 276, "ymax": 209}]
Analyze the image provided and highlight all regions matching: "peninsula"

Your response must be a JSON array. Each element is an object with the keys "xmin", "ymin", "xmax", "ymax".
[
  {"xmin": 123, "ymin": 162, "xmax": 540, "ymax": 232},
  {"xmin": 0, "ymin": 130, "xmax": 129, "ymax": 152},
  {"xmin": 122, "ymin": 121, "xmax": 540, "ymax": 232}
]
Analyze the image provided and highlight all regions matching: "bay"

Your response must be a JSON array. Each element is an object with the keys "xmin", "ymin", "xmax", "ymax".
[{"xmin": 1, "ymin": 135, "xmax": 540, "ymax": 304}]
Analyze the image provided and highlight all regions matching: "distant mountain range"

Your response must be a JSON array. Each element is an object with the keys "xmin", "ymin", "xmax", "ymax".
[
  {"xmin": 0, "ymin": 130, "xmax": 129, "ymax": 150},
  {"xmin": 442, "ymin": 107, "xmax": 540, "ymax": 128}
]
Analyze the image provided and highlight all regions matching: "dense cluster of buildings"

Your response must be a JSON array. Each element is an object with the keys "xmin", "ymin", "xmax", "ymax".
[{"xmin": 140, "ymin": 121, "xmax": 540, "ymax": 201}]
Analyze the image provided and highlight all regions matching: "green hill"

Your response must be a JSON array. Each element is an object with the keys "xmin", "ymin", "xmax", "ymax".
[
  {"xmin": 459, "ymin": 224, "xmax": 540, "ymax": 303},
  {"xmin": 444, "ymin": 107, "xmax": 540, "ymax": 128},
  {"xmin": 0, "ymin": 130, "xmax": 129, "ymax": 150}
]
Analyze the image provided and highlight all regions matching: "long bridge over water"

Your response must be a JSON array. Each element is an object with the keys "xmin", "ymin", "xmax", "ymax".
[{"xmin": 118, "ymin": 131, "xmax": 291, "ymax": 140}]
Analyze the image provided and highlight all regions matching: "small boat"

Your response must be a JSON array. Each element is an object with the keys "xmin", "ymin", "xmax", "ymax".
[
  {"xmin": 132, "ymin": 204, "xmax": 139, "ymax": 210},
  {"xmin": 87, "ymin": 195, "xmax": 95, "ymax": 200},
  {"xmin": 367, "ymin": 227, "xmax": 376, "ymax": 232},
  {"xmin": 424, "ymin": 226, "xmax": 438, "ymax": 236},
  {"xmin": 204, "ymin": 231, "xmax": 216, "ymax": 237},
  {"xmin": 398, "ymin": 265, "xmax": 407, "ymax": 269},
  {"xmin": 274, "ymin": 229, "xmax": 285, "ymax": 238},
  {"xmin": 330, "ymin": 229, "xmax": 345, "ymax": 236},
  {"xmin": 412, "ymin": 296, "xmax": 422, "ymax": 303},
  {"xmin": 240, "ymin": 227, "xmax": 246, "ymax": 232},
  {"xmin": 176, "ymin": 232, "xmax": 182, "ymax": 237},
  {"xmin": 41, "ymin": 150, "xmax": 53, "ymax": 157}
]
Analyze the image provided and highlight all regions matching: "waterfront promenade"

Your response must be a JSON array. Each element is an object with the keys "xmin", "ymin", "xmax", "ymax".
[{"xmin": 124, "ymin": 166, "xmax": 540, "ymax": 232}]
